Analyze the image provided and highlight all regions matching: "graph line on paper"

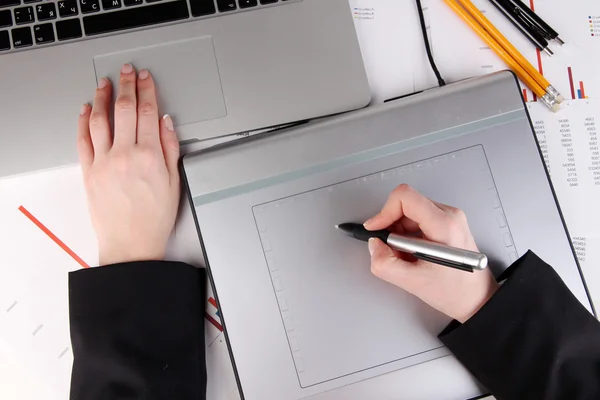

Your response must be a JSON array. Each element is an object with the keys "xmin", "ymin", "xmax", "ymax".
[
  {"xmin": 18, "ymin": 205, "xmax": 90, "ymax": 269},
  {"xmin": 206, "ymin": 297, "xmax": 223, "ymax": 332}
]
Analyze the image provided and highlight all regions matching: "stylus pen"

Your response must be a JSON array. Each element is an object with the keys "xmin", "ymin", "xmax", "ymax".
[
  {"xmin": 502, "ymin": 0, "xmax": 564, "ymax": 45},
  {"xmin": 336, "ymin": 223, "xmax": 488, "ymax": 273}
]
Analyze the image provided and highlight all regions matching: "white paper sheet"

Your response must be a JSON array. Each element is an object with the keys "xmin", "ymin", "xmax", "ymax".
[
  {"xmin": 350, "ymin": 0, "xmax": 439, "ymax": 102},
  {"xmin": 573, "ymin": 235, "xmax": 600, "ymax": 310},
  {"xmin": 0, "ymin": 135, "xmax": 244, "ymax": 399},
  {"xmin": 427, "ymin": 0, "xmax": 600, "ymax": 241}
]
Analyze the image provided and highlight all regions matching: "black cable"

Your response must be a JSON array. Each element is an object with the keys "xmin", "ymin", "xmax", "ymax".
[{"xmin": 415, "ymin": 0, "xmax": 446, "ymax": 87}]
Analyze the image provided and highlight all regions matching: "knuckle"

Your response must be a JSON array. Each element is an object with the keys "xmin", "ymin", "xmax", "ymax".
[
  {"xmin": 165, "ymin": 139, "xmax": 180, "ymax": 156},
  {"xmin": 76, "ymin": 134, "xmax": 88, "ymax": 147},
  {"xmin": 138, "ymin": 149, "xmax": 160, "ymax": 170},
  {"xmin": 393, "ymin": 183, "xmax": 413, "ymax": 197},
  {"xmin": 370, "ymin": 261, "xmax": 384, "ymax": 278},
  {"xmin": 120, "ymin": 73, "xmax": 135, "ymax": 85},
  {"xmin": 115, "ymin": 95, "xmax": 136, "ymax": 112},
  {"xmin": 454, "ymin": 208, "xmax": 467, "ymax": 219},
  {"xmin": 137, "ymin": 101, "xmax": 157, "ymax": 117},
  {"xmin": 446, "ymin": 216, "xmax": 464, "ymax": 233},
  {"xmin": 112, "ymin": 153, "xmax": 131, "ymax": 172},
  {"xmin": 89, "ymin": 112, "xmax": 105, "ymax": 128},
  {"xmin": 449, "ymin": 207, "xmax": 467, "ymax": 222}
]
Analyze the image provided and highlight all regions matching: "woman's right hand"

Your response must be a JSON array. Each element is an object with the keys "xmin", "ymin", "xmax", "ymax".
[{"xmin": 365, "ymin": 184, "xmax": 499, "ymax": 323}]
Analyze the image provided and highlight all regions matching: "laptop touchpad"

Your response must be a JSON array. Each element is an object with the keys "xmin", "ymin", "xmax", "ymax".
[{"xmin": 93, "ymin": 37, "xmax": 227, "ymax": 127}]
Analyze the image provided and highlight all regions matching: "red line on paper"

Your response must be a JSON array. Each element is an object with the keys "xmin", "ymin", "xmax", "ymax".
[
  {"xmin": 208, "ymin": 297, "xmax": 218, "ymax": 309},
  {"xmin": 522, "ymin": 89, "xmax": 528, "ymax": 102},
  {"xmin": 205, "ymin": 312, "xmax": 223, "ymax": 332},
  {"xmin": 18, "ymin": 205, "xmax": 90, "ymax": 269}
]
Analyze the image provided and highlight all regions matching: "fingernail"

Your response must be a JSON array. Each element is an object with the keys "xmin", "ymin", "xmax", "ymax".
[
  {"xmin": 138, "ymin": 69, "xmax": 149, "ymax": 80},
  {"xmin": 368, "ymin": 238, "xmax": 376, "ymax": 256},
  {"xmin": 121, "ymin": 63, "xmax": 133, "ymax": 74},
  {"xmin": 98, "ymin": 77, "xmax": 108, "ymax": 89},
  {"xmin": 364, "ymin": 217, "xmax": 375, "ymax": 229},
  {"xmin": 163, "ymin": 114, "xmax": 174, "ymax": 131},
  {"xmin": 79, "ymin": 103, "xmax": 88, "ymax": 115}
]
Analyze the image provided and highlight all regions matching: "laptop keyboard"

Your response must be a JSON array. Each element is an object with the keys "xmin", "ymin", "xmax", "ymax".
[{"xmin": 0, "ymin": 0, "xmax": 295, "ymax": 53}]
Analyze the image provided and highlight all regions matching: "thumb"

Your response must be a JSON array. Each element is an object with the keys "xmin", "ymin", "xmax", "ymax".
[{"xmin": 368, "ymin": 238, "xmax": 410, "ymax": 284}]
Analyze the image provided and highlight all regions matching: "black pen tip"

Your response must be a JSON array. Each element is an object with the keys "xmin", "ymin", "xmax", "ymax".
[
  {"xmin": 337, "ymin": 223, "xmax": 358, "ymax": 231},
  {"xmin": 336, "ymin": 222, "xmax": 390, "ymax": 243},
  {"xmin": 336, "ymin": 223, "xmax": 364, "ymax": 237}
]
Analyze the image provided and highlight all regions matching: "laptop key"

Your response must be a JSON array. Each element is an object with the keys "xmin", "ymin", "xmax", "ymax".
[
  {"xmin": 189, "ymin": 0, "xmax": 215, "ymax": 17},
  {"xmin": 36, "ymin": 2, "xmax": 56, "ymax": 21},
  {"xmin": 216, "ymin": 0, "xmax": 235, "ymax": 12},
  {"xmin": 58, "ymin": 0, "xmax": 78, "ymax": 17},
  {"xmin": 14, "ymin": 6, "xmax": 33, "ymax": 24},
  {"xmin": 124, "ymin": 0, "xmax": 142, "ymax": 5},
  {"xmin": 0, "ymin": 29, "xmax": 9, "ymax": 50},
  {"xmin": 11, "ymin": 25, "xmax": 32, "ymax": 47},
  {"xmin": 79, "ymin": 0, "xmax": 99, "ymax": 13},
  {"xmin": 34, "ymin": 22, "xmax": 54, "ymax": 43},
  {"xmin": 0, "ymin": 9, "xmax": 12, "ymax": 27},
  {"xmin": 102, "ymin": 0, "xmax": 121, "ymax": 9},
  {"xmin": 239, "ymin": 0, "xmax": 257, "ymax": 8},
  {"xmin": 56, "ymin": 17, "xmax": 81, "ymax": 40},
  {"xmin": 260, "ymin": 0, "xmax": 278, "ymax": 3},
  {"xmin": 24, "ymin": 0, "xmax": 41, "ymax": 3},
  {"xmin": 0, "ymin": 0, "xmax": 20, "ymax": 8},
  {"xmin": 83, "ymin": 0, "xmax": 188, "ymax": 36}
]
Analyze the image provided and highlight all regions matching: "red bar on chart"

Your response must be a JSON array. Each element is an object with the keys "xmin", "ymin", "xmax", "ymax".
[
  {"xmin": 208, "ymin": 297, "xmax": 218, "ymax": 308},
  {"xmin": 567, "ymin": 67, "xmax": 576, "ymax": 99},
  {"xmin": 536, "ymin": 49, "xmax": 543, "ymax": 75},
  {"xmin": 580, "ymin": 81, "xmax": 586, "ymax": 98},
  {"xmin": 522, "ymin": 89, "xmax": 528, "ymax": 102},
  {"xmin": 205, "ymin": 312, "xmax": 223, "ymax": 332}
]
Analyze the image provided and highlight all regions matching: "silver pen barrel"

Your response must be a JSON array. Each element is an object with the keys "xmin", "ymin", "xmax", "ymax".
[{"xmin": 386, "ymin": 234, "xmax": 488, "ymax": 271}]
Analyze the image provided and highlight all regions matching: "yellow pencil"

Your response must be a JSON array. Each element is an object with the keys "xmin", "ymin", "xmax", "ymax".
[
  {"xmin": 443, "ymin": 0, "xmax": 559, "ymax": 112},
  {"xmin": 454, "ymin": 0, "xmax": 563, "ymax": 103}
]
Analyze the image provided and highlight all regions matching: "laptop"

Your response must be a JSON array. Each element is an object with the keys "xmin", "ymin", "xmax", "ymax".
[
  {"xmin": 181, "ymin": 71, "xmax": 593, "ymax": 399},
  {"xmin": 0, "ymin": 0, "xmax": 370, "ymax": 177}
]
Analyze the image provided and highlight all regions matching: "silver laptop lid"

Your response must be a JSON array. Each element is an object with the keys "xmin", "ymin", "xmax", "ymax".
[{"xmin": 0, "ymin": 0, "xmax": 369, "ymax": 177}]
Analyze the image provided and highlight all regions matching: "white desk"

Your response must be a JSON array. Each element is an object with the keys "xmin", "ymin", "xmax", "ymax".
[{"xmin": 1, "ymin": 0, "xmax": 599, "ymax": 398}]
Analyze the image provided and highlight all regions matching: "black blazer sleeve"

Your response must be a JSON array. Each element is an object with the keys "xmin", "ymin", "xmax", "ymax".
[
  {"xmin": 68, "ymin": 261, "xmax": 207, "ymax": 400},
  {"xmin": 439, "ymin": 251, "xmax": 600, "ymax": 400}
]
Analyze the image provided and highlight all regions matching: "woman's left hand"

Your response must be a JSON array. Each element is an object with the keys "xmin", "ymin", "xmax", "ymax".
[{"xmin": 78, "ymin": 64, "xmax": 181, "ymax": 266}]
